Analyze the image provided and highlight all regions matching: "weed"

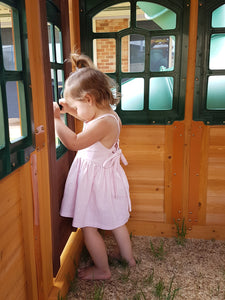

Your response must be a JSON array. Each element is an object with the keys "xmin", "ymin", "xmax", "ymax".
[
  {"xmin": 153, "ymin": 276, "xmax": 179, "ymax": 300},
  {"xmin": 57, "ymin": 291, "xmax": 67, "ymax": 300},
  {"xmin": 150, "ymin": 239, "xmax": 167, "ymax": 260},
  {"xmin": 154, "ymin": 279, "xmax": 165, "ymax": 299},
  {"xmin": 165, "ymin": 275, "xmax": 179, "ymax": 300},
  {"xmin": 173, "ymin": 218, "xmax": 187, "ymax": 245},
  {"xmin": 118, "ymin": 269, "xmax": 131, "ymax": 283},
  {"xmin": 130, "ymin": 231, "xmax": 133, "ymax": 240},
  {"xmin": 143, "ymin": 269, "xmax": 154, "ymax": 286}
]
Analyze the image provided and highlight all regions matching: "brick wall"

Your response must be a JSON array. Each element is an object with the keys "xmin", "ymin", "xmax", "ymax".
[{"xmin": 94, "ymin": 18, "xmax": 129, "ymax": 73}]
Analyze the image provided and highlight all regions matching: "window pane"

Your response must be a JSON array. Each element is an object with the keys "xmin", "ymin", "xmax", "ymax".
[
  {"xmin": 136, "ymin": 2, "xmax": 176, "ymax": 30},
  {"xmin": 93, "ymin": 3, "xmax": 130, "ymax": 33},
  {"xmin": 93, "ymin": 39, "xmax": 116, "ymax": 73},
  {"xmin": 0, "ymin": 88, "xmax": 5, "ymax": 149},
  {"xmin": 55, "ymin": 26, "xmax": 63, "ymax": 63},
  {"xmin": 121, "ymin": 78, "xmax": 144, "ymax": 110},
  {"xmin": 209, "ymin": 34, "xmax": 225, "ymax": 70},
  {"xmin": 0, "ymin": 3, "xmax": 22, "ymax": 70},
  {"xmin": 51, "ymin": 69, "xmax": 57, "ymax": 101},
  {"xmin": 57, "ymin": 69, "xmax": 64, "ymax": 98},
  {"xmin": 149, "ymin": 77, "xmax": 173, "ymax": 110},
  {"xmin": 212, "ymin": 4, "xmax": 225, "ymax": 28},
  {"xmin": 207, "ymin": 76, "xmax": 225, "ymax": 110},
  {"xmin": 48, "ymin": 23, "xmax": 54, "ymax": 62},
  {"xmin": 150, "ymin": 36, "xmax": 175, "ymax": 71},
  {"xmin": 122, "ymin": 34, "xmax": 145, "ymax": 72},
  {"xmin": 6, "ymin": 81, "xmax": 27, "ymax": 142}
]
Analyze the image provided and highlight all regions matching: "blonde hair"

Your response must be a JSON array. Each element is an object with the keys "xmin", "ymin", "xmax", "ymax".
[{"xmin": 64, "ymin": 53, "xmax": 120, "ymax": 107}]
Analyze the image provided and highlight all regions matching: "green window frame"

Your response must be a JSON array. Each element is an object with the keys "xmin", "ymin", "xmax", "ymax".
[
  {"xmin": 79, "ymin": 0, "xmax": 189, "ymax": 125},
  {"xmin": 194, "ymin": 1, "xmax": 225, "ymax": 125},
  {"xmin": 46, "ymin": 0, "xmax": 67, "ymax": 158},
  {"xmin": 0, "ymin": 0, "xmax": 33, "ymax": 179}
]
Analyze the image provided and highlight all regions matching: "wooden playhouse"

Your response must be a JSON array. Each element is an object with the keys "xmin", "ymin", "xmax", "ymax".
[{"xmin": 0, "ymin": 0, "xmax": 225, "ymax": 299}]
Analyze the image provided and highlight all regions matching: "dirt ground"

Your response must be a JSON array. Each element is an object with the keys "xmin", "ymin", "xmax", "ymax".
[{"xmin": 67, "ymin": 234, "xmax": 225, "ymax": 300}]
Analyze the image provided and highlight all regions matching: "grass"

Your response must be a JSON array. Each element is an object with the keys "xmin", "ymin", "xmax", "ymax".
[
  {"xmin": 90, "ymin": 283, "xmax": 105, "ymax": 300},
  {"xmin": 173, "ymin": 218, "xmax": 187, "ymax": 245},
  {"xmin": 154, "ymin": 276, "xmax": 179, "ymax": 300},
  {"xmin": 150, "ymin": 239, "xmax": 167, "ymax": 260}
]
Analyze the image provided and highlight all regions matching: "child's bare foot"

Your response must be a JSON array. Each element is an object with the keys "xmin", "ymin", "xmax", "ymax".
[
  {"xmin": 129, "ymin": 257, "xmax": 136, "ymax": 267},
  {"xmin": 78, "ymin": 266, "xmax": 111, "ymax": 280}
]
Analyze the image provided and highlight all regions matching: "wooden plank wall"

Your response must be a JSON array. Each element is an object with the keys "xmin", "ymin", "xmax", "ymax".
[
  {"xmin": 122, "ymin": 124, "xmax": 225, "ymax": 239},
  {"xmin": 0, "ymin": 163, "xmax": 39, "ymax": 300},
  {"xmin": 206, "ymin": 127, "xmax": 225, "ymax": 225}
]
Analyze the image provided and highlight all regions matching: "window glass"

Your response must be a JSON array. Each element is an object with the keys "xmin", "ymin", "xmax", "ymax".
[
  {"xmin": 57, "ymin": 69, "xmax": 64, "ymax": 98},
  {"xmin": 51, "ymin": 69, "xmax": 57, "ymax": 101},
  {"xmin": 48, "ymin": 23, "xmax": 54, "ymax": 62},
  {"xmin": 149, "ymin": 77, "xmax": 173, "ymax": 110},
  {"xmin": 209, "ymin": 34, "xmax": 225, "ymax": 70},
  {"xmin": 55, "ymin": 26, "xmax": 63, "ymax": 63},
  {"xmin": 6, "ymin": 81, "xmax": 27, "ymax": 142},
  {"xmin": 136, "ymin": 2, "xmax": 176, "ymax": 30},
  {"xmin": 121, "ymin": 78, "xmax": 144, "ymax": 110},
  {"xmin": 93, "ymin": 38, "xmax": 116, "ymax": 73},
  {"xmin": 0, "ymin": 88, "xmax": 5, "ymax": 149},
  {"xmin": 150, "ymin": 36, "xmax": 175, "ymax": 71},
  {"xmin": 206, "ymin": 76, "xmax": 225, "ymax": 110},
  {"xmin": 92, "ymin": 2, "xmax": 130, "ymax": 33},
  {"xmin": 121, "ymin": 34, "xmax": 145, "ymax": 72},
  {"xmin": 212, "ymin": 4, "xmax": 225, "ymax": 28},
  {"xmin": 1, "ymin": 3, "xmax": 22, "ymax": 70}
]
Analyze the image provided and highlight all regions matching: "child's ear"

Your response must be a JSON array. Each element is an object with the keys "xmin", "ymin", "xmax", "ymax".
[{"xmin": 85, "ymin": 93, "xmax": 94, "ymax": 105}]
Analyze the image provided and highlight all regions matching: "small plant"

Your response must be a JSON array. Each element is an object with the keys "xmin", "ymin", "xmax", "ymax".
[
  {"xmin": 173, "ymin": 218, "xmax": 187, "ymax": 245},
  {"xmin": 154, "ymin": 279, "xmax": 165, "ymax": 299},
  {"xmin": 150, "ymin": 239, "xmax": 167, "ymax": 260},
  {"xmin": 165, "ymin": 275, "xmax": 179, "ymax": 300},
  {"xmin": 118, "ymin": 269, "xmax": 131, "ymax": 283},
  {"xmin": 153, "ymin": 276, "xmax": 179, "ymax": 300},
  {"xmin": 130, "ymin": 231, "xmax": 133, "ymax": 240},
  {"xmin": 143, "ymin": 269, "xmax": 154, "ymax": 286},
  {"xmin": 57, "ymin": 292, "xmax": 67, "ymax": 300},
  {"xmin": 90, "ymin": 283, "xmax": 105, "ymax": 300}
]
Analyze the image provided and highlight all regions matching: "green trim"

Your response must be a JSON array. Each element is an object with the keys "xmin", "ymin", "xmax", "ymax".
[
  {"xmin": 79, "ymin": 0, "xmax": 189, "ymax": 125},
  {"xmin": 193, "ymin": 0, "xmax": 225, "ymax": 125},
  {"xmin": 46, "ymin": 0, "xmax": 67, "ymax": 159},
  {"xmin": 0, "ymin": 0, "xmax": 34, "ymax": 179}
]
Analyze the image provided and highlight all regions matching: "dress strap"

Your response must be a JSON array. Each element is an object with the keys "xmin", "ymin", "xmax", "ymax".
[{"xmin": 85, "ymin": 113, "xmax": 121, "ymax": 132}]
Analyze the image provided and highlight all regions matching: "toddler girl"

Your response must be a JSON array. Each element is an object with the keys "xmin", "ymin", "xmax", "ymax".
[{"xmin": 53, "ymin": 53, "xmax": 136, "ymax": 280}]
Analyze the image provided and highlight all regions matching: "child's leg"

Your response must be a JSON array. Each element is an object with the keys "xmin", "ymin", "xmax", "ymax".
[
  {"xmin": 79, "ymin": 227, "xmax": 111, "ymax": 280},
  {"xmin": 112, "ymin": 225, "xmax": 136, "ymax": 266}
]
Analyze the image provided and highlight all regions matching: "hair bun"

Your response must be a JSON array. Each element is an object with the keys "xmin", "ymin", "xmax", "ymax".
[{"xmin": 70, "ymin": 53, "xmax": 95, "ymax": 70}]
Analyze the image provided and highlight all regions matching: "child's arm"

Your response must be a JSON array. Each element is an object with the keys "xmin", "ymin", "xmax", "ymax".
[
  {"xmin": 53, "ymin": 102, "xmax": 78, "ymax": 150},
  {"xmin": 53, "ymin": 103, "xmax": 118, "ymax": 151}
]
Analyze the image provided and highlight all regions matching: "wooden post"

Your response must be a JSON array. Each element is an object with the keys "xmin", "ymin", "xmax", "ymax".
[{"xmin": 25, "ymin": 0, "xmax": 53, "ymax": 298}]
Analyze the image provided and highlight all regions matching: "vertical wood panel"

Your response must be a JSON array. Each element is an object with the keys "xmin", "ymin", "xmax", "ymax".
[
  {"xmin": 171, "ymin": 122, "xmax": 185, "ymax": 221},
  {"xmin": 0, "ymin": 170, "xmax": 28, "ymax": 300},
  {"xmin": 206, "ymin": 127, "xmax": 225, "ymax": 225},
  {"xmin": 120, "ymin": 126, "xmax": 165, "ymax": 223}
]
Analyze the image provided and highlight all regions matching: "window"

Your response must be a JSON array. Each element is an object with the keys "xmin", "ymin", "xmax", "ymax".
[
  {"xmin": 194, "ymin": 2, "xmax": 225, "ymax": 124},
  {"xmin": 81, "ymin": 0, "xmax": 188, "ymax": 124},
  {"xmin": 46, "ymin": 1, "xmax": 67, "ymax": 157},
  {"xmin": 0, "ymin": 0, "xmax": 33, "ymax": 179}
]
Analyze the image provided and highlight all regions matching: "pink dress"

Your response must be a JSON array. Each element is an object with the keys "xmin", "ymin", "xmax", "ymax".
[{"xmin": 60, "ymin": 113, "xmax": 131, "ymax": 230}]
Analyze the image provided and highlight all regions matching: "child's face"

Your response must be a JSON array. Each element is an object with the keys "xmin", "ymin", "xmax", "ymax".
[{"xmin": 66, "ymin": 95, "xmax": 95, "ymax": 122}]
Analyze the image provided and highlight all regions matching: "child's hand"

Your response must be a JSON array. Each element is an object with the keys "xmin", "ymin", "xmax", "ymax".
[
  {"xmin": 59, "ymin": 98, "xmax": 69, "ymax": 113},
  {"xmin": 53, "ymin": 102, "xmax": 61, "ymax": 119}
]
